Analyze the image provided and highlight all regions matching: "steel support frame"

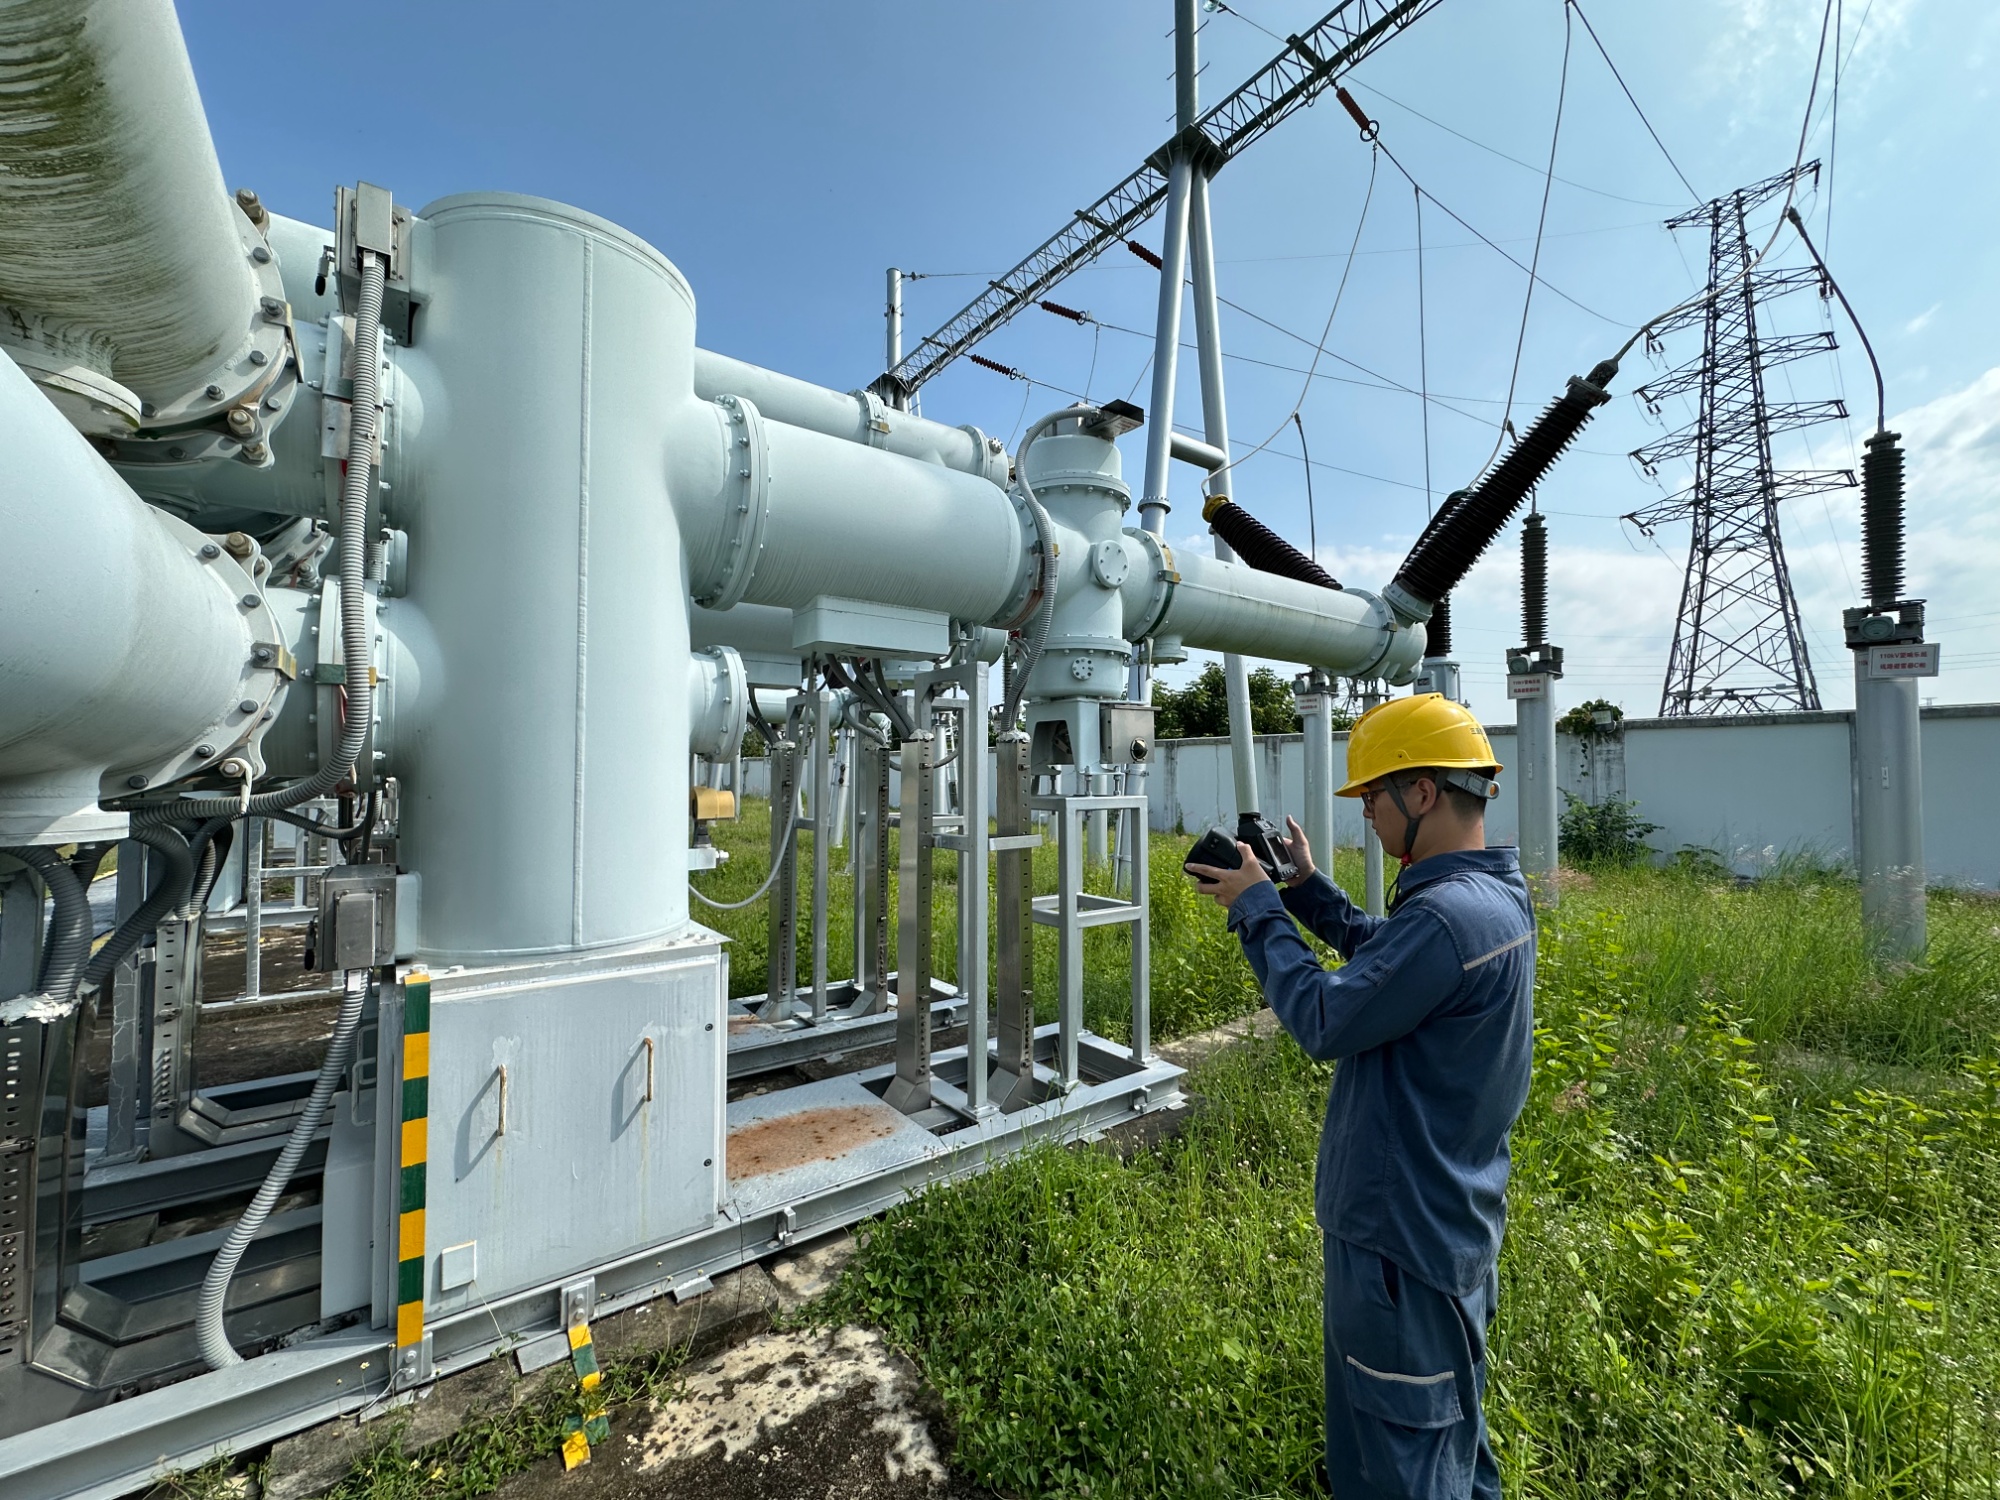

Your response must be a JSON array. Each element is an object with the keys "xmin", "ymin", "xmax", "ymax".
[
  {"xmin": 0, "ymin": 1030, "xmax": 1183, "ymax": 1500},
  {"xmin": 1029, "ymin": 791, "xmax": 1151, "ymax": 1083}
]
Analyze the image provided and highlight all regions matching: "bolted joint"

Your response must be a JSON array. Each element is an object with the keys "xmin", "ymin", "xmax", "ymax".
[{"xmin": 226, "ymin": 407, "xmax": 256, "ymax": 437}]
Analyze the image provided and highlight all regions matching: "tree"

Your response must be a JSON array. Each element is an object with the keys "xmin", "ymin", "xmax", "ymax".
[{"xmin": 1152, "ymin": 663, "xmax": 1345, "ymax": 739}]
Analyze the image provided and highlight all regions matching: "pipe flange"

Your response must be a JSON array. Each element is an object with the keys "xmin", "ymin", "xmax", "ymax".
[
  {"xmin": 1340, "ymin": 587, "xmax": 1425, "ymax": 686},
  {"xmin": 993, "ymin": 480, "xmax": 1046, "ymax": 632},
  {"xmin": 694, "ymin": 395, "xmax": 771, "ymax": 612},
  {"xmin": 100, "ymin": 516, "xmax": 295, "ymax": 798},
  {"xmin": 1124, "ymin": 530, "xmax": 1179, "ymax": 643},
  {"xmin": 957, "ymin": 424, "xmax": 1010, "ymax": 487},
  {"xmin": 0, "ymin": 325, "xmax": 140, "ymax": 436},
  {"xmin": 102, "ymin": 203, "xmax": 302, "ymax": 469},
  {"xmin": 853, "ymin": 388, "xmax": 892, "ymax": 449}
]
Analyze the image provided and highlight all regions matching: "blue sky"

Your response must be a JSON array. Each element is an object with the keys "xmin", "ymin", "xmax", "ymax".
[{"xmin": 181, "ymin": 0, "xmax": 1999, "ymax": 721}]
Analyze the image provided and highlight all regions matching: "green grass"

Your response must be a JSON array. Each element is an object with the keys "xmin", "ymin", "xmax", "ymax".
[
  {"xmin": 760, "ymin": 812, "xmax": 2000, "ymax": 1500},
  {"xmin": 168, "ymin": 808, "xmax": 2000, "ymax": 1498}
]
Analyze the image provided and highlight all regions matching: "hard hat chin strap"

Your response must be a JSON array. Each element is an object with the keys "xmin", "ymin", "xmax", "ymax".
[{"xmin": 1384, "ymin": 775, "xmax": 1423, "ymax": 869}]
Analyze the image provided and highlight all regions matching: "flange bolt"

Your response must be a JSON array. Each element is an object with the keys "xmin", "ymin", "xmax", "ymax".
[
  {"xmin": 194, "ymin": 744, "xmax": 217, "ymax": 759},
  {"xmin": 227, "ymin": 407, "xmax": 256, "ymax": 437},
  {"xmin": 224, "ymin": 532, "xmax": 255, "ymax": 558}
]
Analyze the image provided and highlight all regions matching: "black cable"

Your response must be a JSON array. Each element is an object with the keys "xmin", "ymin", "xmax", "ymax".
[
  {"xmin": 1567, "ymin": 0, "xmax": 1701, "ymax": 203},
  {"xmin": 81, "ymin": 825, "xmax": 195, "ymax": 991},
  {"xmin": 1784, "ymin": 207, "xmax": 1883, "ymax": 432},
  {"xmin": 1292, "ymin": 412, "xmax": 1317, "ymax": 560}
]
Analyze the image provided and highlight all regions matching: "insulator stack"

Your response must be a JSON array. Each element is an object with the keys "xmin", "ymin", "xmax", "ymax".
[
  {"xmin": 1861, "ymin": 429, "xmax": 1906, "ymax": 608},
  {"xmin": 1426, "ymin": 592, "xmax": 1453, "ymax": 658},
  {"xmin": 1202, "ymin": 494, "xmax": 1341, "ymax": 591},
  {"xmin": 1521, "ymin": 512, "xmax": 1548, "ymax": 648},
  {"xmin": 1391, "ymin": 360, "xmax": 1616, "ymax": 608}
]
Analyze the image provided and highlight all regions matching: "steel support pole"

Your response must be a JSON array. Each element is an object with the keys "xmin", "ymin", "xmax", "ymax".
[
  {"xmin": 852, "ymin": 738, "xmax": 891, "ymax": 1013},
  {"xmin": 1360, "ymin": 683, "xmax": 1385, "ymax": 916},
  {"xmin": 884, "ymin": 268, "xmax": 907, "ymax": 411},
  {"xmin": 1187, "ymin": 170, "xmax": 1260, "ymax": 818},
  {"xmin": 1296, "ymin": 673, "xmax": 1335, "ymax": 874},
  {"xmin": 990, "ymin": 734, "xmax": 1037, "ymax": 1110},
  {"xmin": 809, "ymin": 694, "xmax": 833, "ymax": 1018},
  {"xmin": 956, "ymin": 667, "xmax": 990, "ymax": 1113},
  {"xmin": 1119, "ymin": 0, "xmax": 1200, "ymax": 896},
  {"xmin": 884, "ymin": 734, "xmax": 935, "ymax": 1114},
  {"xmin": 830, "ymin": 728, "xmax": 852, "ymax": 853},
  {"xmin": 762, "ymin": 740, "xmax": 801, "ymax": 1018},
  {"xmin": 1514, "ymin": 678, "xmax": 1559, "ymax": 905},
  {"xmin": 1853, "ymin": 657, "xmax": 1926, "ymax": 958}
]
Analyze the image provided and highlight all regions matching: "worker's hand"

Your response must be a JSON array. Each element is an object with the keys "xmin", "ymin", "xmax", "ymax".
[
  {"xmin": 1184, "ymin": 842, "xmax": 1272, "ymax": 911},
  {"xmin": 1283, "ymin": 815, "xmax": 1316, "ymax": 886}
]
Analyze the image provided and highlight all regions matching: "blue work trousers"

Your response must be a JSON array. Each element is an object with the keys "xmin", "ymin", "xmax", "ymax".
[{"xmin": 1323, "ymin": 1235, "xmax": 1500, "ymax": 1500}]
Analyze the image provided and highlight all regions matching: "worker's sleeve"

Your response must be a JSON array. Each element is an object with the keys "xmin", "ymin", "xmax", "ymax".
[
  {"xmin": 1226, "ymin": 882, "xmax": 1462, "ymax": 1062},
  {"xmin": 1277, "ymin": 869, "xmax": 1384, "ymax": 960}
]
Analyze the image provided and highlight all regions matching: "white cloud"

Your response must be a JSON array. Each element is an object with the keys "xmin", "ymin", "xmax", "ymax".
[{"xmin": 1905, "ymin": 301, "xmax": 1942, "ymax": 335}]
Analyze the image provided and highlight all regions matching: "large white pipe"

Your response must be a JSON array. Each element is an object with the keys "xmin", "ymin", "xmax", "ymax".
[
  {"xmin": 0, "ymin": 0, "xmax": 260, "ymax": 406},
  {"xmin": 0, "ymin": 351, "xmax": 261, "ymax": 844},
  {"xmin": 675, "ymin": 405, "xmax": 1032, "ymax": 623},
  {"xmin": 1149, "ymin": 551, "xmax": 1421, "ymax": 678},
  {"xmin": 692, "ymin": 349, "xmax": 1005, "ymax": 485}
]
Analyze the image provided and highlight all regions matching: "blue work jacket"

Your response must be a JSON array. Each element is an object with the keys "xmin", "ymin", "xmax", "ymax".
[{"xmin": 1226, "ymin": 848, "xmax": 1535, "ymax": 1297}]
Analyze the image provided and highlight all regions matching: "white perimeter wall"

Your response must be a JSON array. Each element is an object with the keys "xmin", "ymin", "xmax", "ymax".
[
  {"xmin": 733, "ymin": 705, "xmax": 1999, "ymax": 890},
  {"xmin": 1142, "ymin": 704, "xmax": 2000, "ymax": 891}
]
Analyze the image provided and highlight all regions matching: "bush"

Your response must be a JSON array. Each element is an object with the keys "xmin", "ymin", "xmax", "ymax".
[
  {"xmin": 1557, "ymin": 697, "xmax": 1625, "ymax": 737},
  {"xmin": 1561, "ymin": 792, "xmax": 1660, "ymax": 866},
  {"xmin": 1152, "ymin": 663, "xmax": 1340, "ymax": 739}
]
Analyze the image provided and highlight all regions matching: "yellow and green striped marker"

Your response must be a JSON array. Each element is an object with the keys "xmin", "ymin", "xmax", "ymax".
[{"xmin": 395, "ymin": 971, "xmax": 430, "ymax": 1356}]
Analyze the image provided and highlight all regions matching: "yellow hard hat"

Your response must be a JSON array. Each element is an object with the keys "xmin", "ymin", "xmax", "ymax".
[{"xmin": 1337, "ymin": 693, "xmax": 1502, "ymax": 797}]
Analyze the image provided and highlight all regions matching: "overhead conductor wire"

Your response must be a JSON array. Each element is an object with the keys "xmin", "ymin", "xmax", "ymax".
[
  {"xmin": 1612, "ymin": 0, "xmax": 1839, "ymax": 367},
  {"xmin": 1472, "ymin": 0, "xmax": 1572, "ymax": 479},
  {"xmin": 1211, "ymin": 145, "xmax": 1379, "ymax": 486},
  {"xmin": 1415, "ymin": 183, "xmax": 1432, "ymax": 512}
]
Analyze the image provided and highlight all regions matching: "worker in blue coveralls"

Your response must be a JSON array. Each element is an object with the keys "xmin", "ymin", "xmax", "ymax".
[{"xmin": 1184, "ymin": 693, "xmax": 1533, "ymax": 1500}]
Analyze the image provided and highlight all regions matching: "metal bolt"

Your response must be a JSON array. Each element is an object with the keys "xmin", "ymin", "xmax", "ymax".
[
  {"xmin": 126, "ymin": 774, "xmax": 149, "ymax": 789},
  {"xmin": 240, "ymin": 593, "xmax": 260, "ymax": 609},
  {"xmin": 238, "ymin": 699, "xmax": 258, "ymax": 714},
  {"xmin": 166, "ymin": 445, "xmax": 186, "ymax": 460},
  {"xmin": 252, "ymin": 645, "xmax": 274, "ymax": 663},
  {"xmin": 199, "ymin": 542, "xmax": 222, "ymax": 559},
  {"xmin": 264, "ymin": 394, "xmax": 283, "ymax": 412},
  {"xmin": 205, "ymin": 384, "xmax": 224, "ymax": 400},
  {"xmin": 224, "ymin": 531, "xmax": 255, "ymax": 558},
  {"xmin": 226, "ymin": 407, "xmax": 256, "ymax": 436},
  {"xmin": 194, "ymin": 744, "xmax": 216, "ymax": 759},
  {"xmin": 248, "ymin": 348, "xmax": 269, "ymax": 366},
  {"xmin": 141, "ymin": 401, "xmax": 158, "ymax": 418},
  {"xmin": 250, "ymin": 245, "xmax": 272, "ymax": 263},
  {"xmin": 219, "ymin": 758, "xmax": 248, "ymax": 778},
  {"xmin": 241, "ymin": 442, "xmax": 269, "ymax": 463},
  {"xmin": 260, "ymin": 295, "xmax": 284, "ymax": 317}
]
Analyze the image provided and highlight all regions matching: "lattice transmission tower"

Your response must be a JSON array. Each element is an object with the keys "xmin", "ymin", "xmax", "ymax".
[{"xmin": 1626, "ymin": 164, "xmax": 1855, "ymax": 716}]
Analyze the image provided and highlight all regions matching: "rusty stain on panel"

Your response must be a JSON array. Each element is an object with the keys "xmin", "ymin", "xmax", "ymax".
[{"xmin": 726, "ymin": 1105, "xmax": 902, "ymax": 1180}]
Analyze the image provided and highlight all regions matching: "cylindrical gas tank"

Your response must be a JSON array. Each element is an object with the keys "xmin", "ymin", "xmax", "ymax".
[{"xmin": 395, "ymin": 193, "xmax": 697, "ymax": 963}]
